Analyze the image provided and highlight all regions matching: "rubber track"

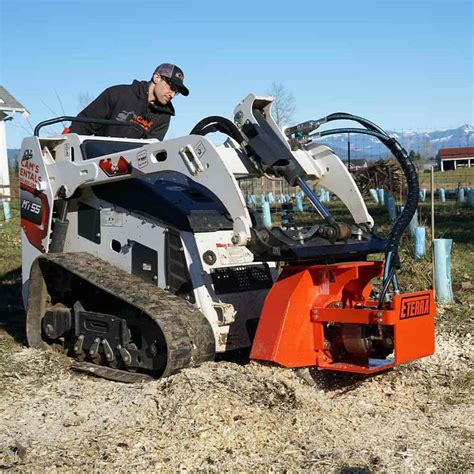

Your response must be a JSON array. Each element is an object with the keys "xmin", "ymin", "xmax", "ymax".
[
  {"xmin": 71, "ymin": 362, "xmax": 155, "ymax": 383},
  {"xmin": 27, "ymin": 252, "xmax": 215, "ymax": 381}
]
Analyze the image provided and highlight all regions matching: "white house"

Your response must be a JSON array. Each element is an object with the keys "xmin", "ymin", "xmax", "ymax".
[
  {"xmin": 438, "ymin": 147, "xmax": 474, "ymax": 171},
  {"xmin": 0, "ymin": 86, "xmax": 29, "ymax": 200}
]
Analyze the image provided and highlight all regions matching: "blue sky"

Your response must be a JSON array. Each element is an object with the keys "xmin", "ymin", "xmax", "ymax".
[{"xmin": 1, "ymin": 0, "xmax": 472, "ymax": 148}]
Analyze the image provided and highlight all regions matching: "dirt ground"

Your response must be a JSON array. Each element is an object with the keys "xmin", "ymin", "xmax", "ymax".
[{"xmin": 0, "ymin": 319, "xmax": 472, "ymax": 472}]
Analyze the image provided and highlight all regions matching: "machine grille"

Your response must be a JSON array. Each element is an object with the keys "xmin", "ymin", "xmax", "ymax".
[{"xmin": 211, "ymin": 265, "xmax": 273, "ymax": 294}]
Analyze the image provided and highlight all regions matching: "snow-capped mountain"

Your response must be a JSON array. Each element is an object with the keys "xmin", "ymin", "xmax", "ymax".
[{"xmin": 314, "ymin": 124, "xmax": 473, "ymax": 160}]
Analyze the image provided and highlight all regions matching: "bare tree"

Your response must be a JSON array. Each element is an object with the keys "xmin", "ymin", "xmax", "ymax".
[
  {"xmin": 77, "ymin": 92, "xmax": 93, "ymax": 112},
  {"xmin": 266, "ymin": 82, "xmax": 296, "ymax": 127},
  {"xmin": 416, "ymin": 139, "xmax": 434, "ymax": 171}
]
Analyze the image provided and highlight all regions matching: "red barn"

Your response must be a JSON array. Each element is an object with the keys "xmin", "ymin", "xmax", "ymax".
[{"xmin": 437, "ymin": 147, "xmax": 474, "ymax": 171}]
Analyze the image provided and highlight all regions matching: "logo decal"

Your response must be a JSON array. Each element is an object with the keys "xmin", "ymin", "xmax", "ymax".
[
  {"xmin": 116, "ymin": 110, "xmax": 136, "ymax": 121},
  {"xmin": 99, "ymin": 156, "xmax": 132, "ymax": 177},
  {"xmin": 400, "ymin": 294, "xmax": 431, "ymax": 319},
  {"xmin": 20, "ymin": 185, "xmax": 50, "ymax": 253},
  {"xmin": 116, "ymin": 110, "xmax": 154, "ymax": 132},
  {"xmin": 20, "ymin": 154, "xmax": 42, "ymax": 189},
  {"xmin": 22, "ymin": 149, "xmax": 33, "ymax": 161},
  {"xmin": 130, "ymin": 115, "xmax": 153, "ymax": 132}
]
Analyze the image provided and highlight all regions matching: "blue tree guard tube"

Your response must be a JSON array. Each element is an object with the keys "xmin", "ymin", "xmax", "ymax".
[
  {"xmin": 439, "ymin": 188, "xmax": 446, "ymax": 202},
  {"xmin": 434, "ymin": 238, "xmax": 454, "ymax": 303},
  {"xmin": 319, "ymin": 188, "xmax": 325, "ymax": 202},
  {"xmin": 408, "ymin": 209, "xmax": 418, "ymax": 236},
  {"xmin": 262, "ymin": 201, "xmax": 272, "ymax": 227},
  {"xmin": 246, "ymin": 195, "xmax": 253, "ymax": 207},
  {"xmin": 467, "ymin": 190, "xmax": 474, "ymax": 208},
  {"xmin": 325, "ymin": 190, "xmax": 331, "ymax": 202},
  {"xmin": 386, "ymin": 193, "xmax": 397, "ymax": 222},
  {"xmin": 419, "ymin": 188, "xmax": 427, "ymax": 201},
  {"xmin": 458, "ymin": 188, "xmax": 465, "ymax": 203},
  {"xmin": 369, "ymin": 188, "xmax": 379, "ymax": 204},
  {"xmin": 294, "ymin": 194, "xmax": 304, "ymax": 212},
  {"xmin": 267, "ymin": 192, "xmax": 274, "ymax": 204},
  {"xmin": 414, "ymin": 226, "xmax": 426, "ymax": 259},
  {"xmin": 250, "ymin": 194, "xmax": 257, "ymax": 207},
  {"xmin": 2, "ymin": 201, "xmax": 11, "ymax": 223},
  {"xmin": 377, "ymin": 188, "xmax": 385, "ymax": 206}
]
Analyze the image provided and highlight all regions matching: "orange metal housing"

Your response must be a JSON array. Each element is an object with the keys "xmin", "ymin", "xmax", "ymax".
[{"xmin": 250, "ymin": 261, "xmax": 435, "ymax": 374}]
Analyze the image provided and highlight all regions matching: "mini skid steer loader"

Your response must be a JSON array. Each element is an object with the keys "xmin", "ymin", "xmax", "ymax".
[{"xmin": 20, "ymin": 94, "xmax": 435, "ymax": 382}]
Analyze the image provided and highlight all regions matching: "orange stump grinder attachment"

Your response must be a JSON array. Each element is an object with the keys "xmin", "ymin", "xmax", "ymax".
[
  {"xmin": 243, "ymin": 110, "xmax": 436, "ymax": 374},
  {"xmin": 250, "ymin": 261, "xmax": 435, "ymax": 374}
]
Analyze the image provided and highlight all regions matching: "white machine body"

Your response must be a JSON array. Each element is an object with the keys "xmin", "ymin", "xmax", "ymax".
[{"xmin": 20, "ymin": 94, "xmax": 373, "ymax": 353}]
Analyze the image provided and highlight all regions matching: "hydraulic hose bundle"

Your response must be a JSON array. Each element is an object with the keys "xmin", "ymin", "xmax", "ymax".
[
  {"xmin": 192, "ymin": 112, "xmax": 419, "ymax": 307},
  {"xmin": 291, "ymin": 114, "xmax": 419, "ymax": 307},
  {"xmin": 190, "ymin": 116, "xmax": 245, "ymax": 145}
]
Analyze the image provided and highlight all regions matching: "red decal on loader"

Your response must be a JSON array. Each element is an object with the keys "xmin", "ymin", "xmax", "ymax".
[
  {"xmin": 99, "ymin": 156, "xmax": 131, "ymax": 177},
  {"xmin": 19, "ymin": 153, "xmax": 42, "ymax": 189},
  {"xmin": 20, "ymin": 184, "xmax": 50, "ymax": 253},
  {"xmin": 400, "ymin": 294, "xmax": 431, "ymax": 319}
]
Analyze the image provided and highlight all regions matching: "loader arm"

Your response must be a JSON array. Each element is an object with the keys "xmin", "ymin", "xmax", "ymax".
[
  {"xmin": 306, "ymin": 143, "xmax": 374, "ymax": 227},
  {"xmin": 232, "ymin": 94, "xmax": 373, "ymax": 227},
  {"xmin": 21, "ymin": 133, "xmax": 253, "ymax": 246}
]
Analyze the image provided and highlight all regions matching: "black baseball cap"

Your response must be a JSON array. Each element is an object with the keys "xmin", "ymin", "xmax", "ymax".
[{"xmin": 154, "ymin": 63, "xmax": 189, "ymax": 96}]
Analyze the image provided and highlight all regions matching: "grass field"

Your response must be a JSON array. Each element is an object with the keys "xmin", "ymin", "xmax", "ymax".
[
  {"xmin": 0, "ymin": 199, "xmax": 22, "ymax": 342},
  {"xmin": 417, "ymin": 167, "xmax": 474, "ymax": 190}
]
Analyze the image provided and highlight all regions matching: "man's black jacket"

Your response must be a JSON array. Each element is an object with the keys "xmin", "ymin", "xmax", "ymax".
[{"xmin": 69, "ymin": 80, "xmax": 175, "ymax": 140}]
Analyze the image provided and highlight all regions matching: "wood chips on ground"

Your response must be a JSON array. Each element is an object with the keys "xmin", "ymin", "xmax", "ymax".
[{"xmin": 0, "ymin": 328, "xmax": 472, "ymax": 472}]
